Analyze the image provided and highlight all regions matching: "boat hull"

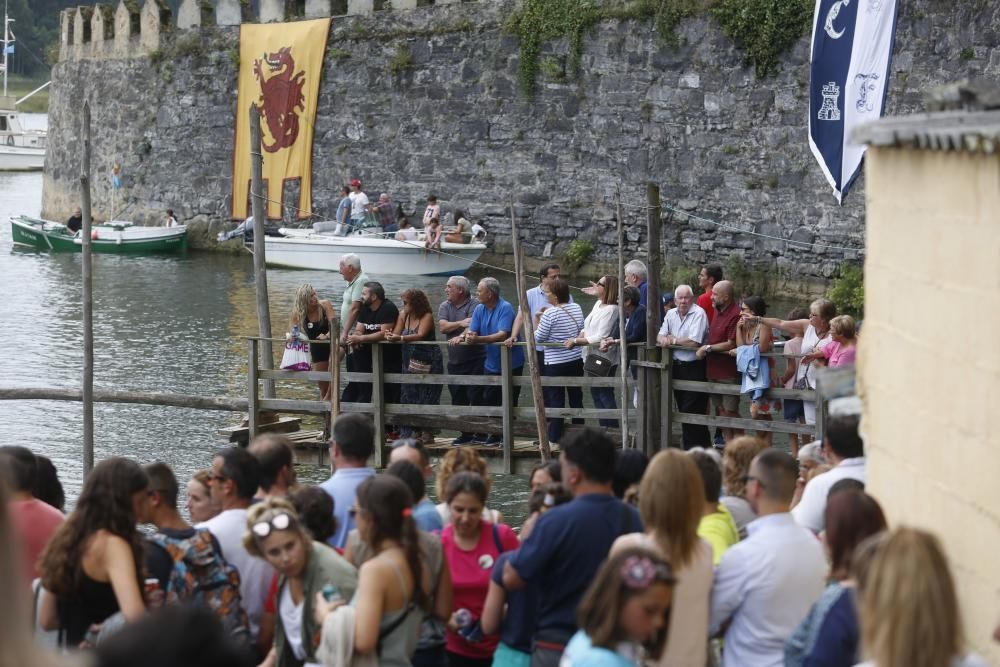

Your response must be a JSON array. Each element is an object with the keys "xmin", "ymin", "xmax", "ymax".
[
  {"xmin": 0, "ymin": 145, "xmax": 45, "ymax": 171},
  {"xmin": 9, "ymin": 216, "xmax": 187, "ymax": 254},
  {"xmin": 262, "ymin": 233, "xmax": 485, "ymax": 276}
]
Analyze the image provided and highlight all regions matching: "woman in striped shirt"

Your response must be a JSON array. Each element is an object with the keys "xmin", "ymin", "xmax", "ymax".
[{"xmin": 533, "ymin": 278, "xmax": 585, "ymax": 445}]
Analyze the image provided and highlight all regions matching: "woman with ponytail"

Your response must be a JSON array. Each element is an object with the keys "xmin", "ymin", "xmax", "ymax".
[{"xmin": 316, "ymin": 475, "xmax": 445, "ymax": 667}]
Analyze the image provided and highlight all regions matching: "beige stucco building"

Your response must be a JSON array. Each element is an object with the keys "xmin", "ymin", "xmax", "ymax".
[{"xmin": 855, "ymin": 95, "xmax": 1000, "ymax": 662}]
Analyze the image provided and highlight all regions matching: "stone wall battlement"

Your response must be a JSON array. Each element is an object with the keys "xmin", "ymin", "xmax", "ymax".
[{"xmin": 59, "ymin": 0, "xmax": 478, "ymax": 61}]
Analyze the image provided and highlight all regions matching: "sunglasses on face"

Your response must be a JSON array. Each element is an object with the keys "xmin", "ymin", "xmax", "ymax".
[{"xmin": 252, "ymin": 512, "xmax": 292, "ymax": 538}]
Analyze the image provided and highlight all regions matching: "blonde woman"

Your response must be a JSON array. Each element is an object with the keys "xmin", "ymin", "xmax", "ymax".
[
  {"xmin": 611, "ymin": 449, "xmax": 713, "ymax": 666},
  {"xmin": 805, "ymin": 314, "xmax": 857, "ymax": 368},
  {"xmin": 857, "ymin": 527, "xmax": 986, "ymax": 667},
  {"xmin": 244, "ymin": 498, "xmax": 357, "ymax": 667},
  {"xmin": 434, "ymin": 448, "xmax": 503, "ymax": 525},
  {"xmin": 720, "ymin": 436, "xmax": 769, "ymax": 539},
  {"xmin": 289, "ymin": 283, "xmax": 336, "ymax": 401}
]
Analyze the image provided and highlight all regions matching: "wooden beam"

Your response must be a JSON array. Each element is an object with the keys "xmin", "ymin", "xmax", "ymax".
[
  {"xmin": 615, "ymin": 188, "xmax": 630, "ymax": 445},
  {"xmin": 80, "ymin": 102, "xmax": 95, "ymax": 476},
  {"xmin": 510, "ymin": 201, "xmax": 551, "ymax": 462},
  {"xmin": 644, "ymin": 182, "xmax": 663, "ymax": 451},
  {"xmin": 250, "ymin": 104, "xmax": 275, "ymax": 399},
  {"xmin": 673, "ymin": 412, "xmax": 817, "ymax": 436},
  {"xmin": 0, "ymin": 386, "xmax": 249, "ymax": 411}
]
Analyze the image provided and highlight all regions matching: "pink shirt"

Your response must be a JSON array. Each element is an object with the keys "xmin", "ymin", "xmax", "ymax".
[
  {"xmin": 8, "ymin": 498, "xmax": 64, "ymax": 584},
  {"xmin": 822, "ymin": 341, "xmax": 857, "ymax": 367},
  {"xmin": 441, "ymin": 520, "xmax": 520, "ymax": 658}
]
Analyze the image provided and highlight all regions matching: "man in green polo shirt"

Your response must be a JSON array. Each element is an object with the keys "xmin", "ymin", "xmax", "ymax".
[{"xmin": 339, "ymin": 253, "xmax": 369, "ymax": 346}]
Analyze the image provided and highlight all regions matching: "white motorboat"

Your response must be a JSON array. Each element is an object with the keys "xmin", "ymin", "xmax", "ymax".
[
  {"xmin": 259, "ymin": 226, "xmax": 487, "ymax": 276},
  {"xmin": 0, "ymin": 5, "xmax": 48, "ymax": 171}
]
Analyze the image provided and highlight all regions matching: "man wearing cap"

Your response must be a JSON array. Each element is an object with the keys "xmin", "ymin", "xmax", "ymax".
[
  {"xmin": 657, "ymin": 284, "xmax": 711, "ymax": 448},
  {"xmin": 348, "ymin": 179, "xmax": 369, "ymax": 232}
]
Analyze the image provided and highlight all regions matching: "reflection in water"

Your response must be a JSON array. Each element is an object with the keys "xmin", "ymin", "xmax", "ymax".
[{"xmin": 1, "ymin": 171, "xmax": 540, "ymax": 523}]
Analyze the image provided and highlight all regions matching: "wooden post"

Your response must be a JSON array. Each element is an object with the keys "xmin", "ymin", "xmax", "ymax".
[
  {"xmin": 371, "ymin": 343, "xmax": 385, "ymax": 468},
  {"xmin": 644, "ymin": 183, "xmax": 663, "ymax": 450},
  {"xmin": 661, "ymin": 363, "xmax": 673, "ymax": 447},
  {"xmin": 250, "ymin": 104, "xmax": 275, "ymax": 399},
  {"xmin": 248, "ymin": 338, "xmax": 259, "ymax": 440},
  {"xmin": 500, "ymin": 346, "xmax": 514, "ymax": 473},
  {"xmin": 329, "ymin": 317, "xmax": 340, "ymax": 421},
  {"xmin": 615, "ymin": 189, "xmax": 629, "ymax": 446},
  {"xmin": 636, "ymin": 350, "xmax": 647, "ymax": 454},
  {"xmin": 80, "ymin": 102, "xmax": 95, "ymax": 476},
  {"xmin": 510, "ymin": 202, "xmax": 551, "ymax": 461}
]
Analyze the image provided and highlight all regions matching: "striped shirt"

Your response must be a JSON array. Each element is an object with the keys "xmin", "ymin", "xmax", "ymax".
[{"xmin": 534, "ymin": 303, "xmax": 585, "ymax": 365}]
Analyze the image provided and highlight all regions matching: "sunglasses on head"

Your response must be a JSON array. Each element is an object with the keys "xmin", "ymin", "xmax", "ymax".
[{"xmin": 252, "ymin": 512, "xmax": 292, "ymax": 538}]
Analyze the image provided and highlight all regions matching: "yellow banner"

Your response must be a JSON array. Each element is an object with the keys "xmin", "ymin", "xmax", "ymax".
[{"xmin": 231, "ymin": 19, "xmax": 330, "ymax": 220}]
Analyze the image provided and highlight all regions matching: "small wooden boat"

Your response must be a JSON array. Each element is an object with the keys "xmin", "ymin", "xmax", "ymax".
[{"xmin": 9, "ymin": 215, "xmax": 187, "ymax": 254}]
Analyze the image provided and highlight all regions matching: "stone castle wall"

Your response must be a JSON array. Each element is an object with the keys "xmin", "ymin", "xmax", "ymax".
[{"xmin": 42, "ymin": 0, "xmax": 999, "ymax": 278}]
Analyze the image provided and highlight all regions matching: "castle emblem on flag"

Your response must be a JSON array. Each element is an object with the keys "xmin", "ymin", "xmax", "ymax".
[{"xmin": 818, "ymin": 82, "xmax": 842, "ymax": 121}]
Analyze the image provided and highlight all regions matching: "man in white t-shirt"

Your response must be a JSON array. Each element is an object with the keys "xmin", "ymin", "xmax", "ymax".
[
  {"xmin": 347, "ymin": 179, "xmax": 369, "ymax": 231},
  {"xmin": 657, "ymin": 284, "xmax": 711, "ymax": 448},
  {"xmin": 792, "ymin": 413, "xmax": 866, "ymax": 533},
  {"xmin": 196, "ymin": 447, "xmax": 274, "ymax": 647}
]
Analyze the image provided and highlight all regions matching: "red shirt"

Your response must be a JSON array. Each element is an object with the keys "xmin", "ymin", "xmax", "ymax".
[
  {"xmin": 697, "ymin": 291, "xmax": 715, "ymax": 324},
  {"xmin": 441, "ymin": 521, "xmax": 520, "ymax": 658},
  {"xmin": 706, "ymin": 301, "xmax": 740, "ymax": 379},
  {"xmin": 9, "ymin": 498, "xmax": 64, "ymax": 585}
]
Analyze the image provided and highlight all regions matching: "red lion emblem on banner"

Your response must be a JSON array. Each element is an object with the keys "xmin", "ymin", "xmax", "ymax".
[{"xmin": 253, "ymin": 47, "xmax": 306, "ymax": 153}]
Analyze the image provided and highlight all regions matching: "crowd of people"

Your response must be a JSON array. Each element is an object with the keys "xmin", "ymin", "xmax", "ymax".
[
  {"xmin": 327, "ymin": 185, "xmax": 482, "ymax": 246},
  {"xmin": 0, "ymin": 411, "xmax": 993, "ymax": 667},
  {"xmin": 289, "ymin": 254, "xmax": 857, "ymax": 454}
]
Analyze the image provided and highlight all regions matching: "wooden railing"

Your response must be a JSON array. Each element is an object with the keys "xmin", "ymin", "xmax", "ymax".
[{"xmin": 247, "ymin": 337, "xmax": 823, "ymax": 471}]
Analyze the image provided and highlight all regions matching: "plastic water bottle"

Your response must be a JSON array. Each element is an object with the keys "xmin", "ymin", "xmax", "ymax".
[{"xmin": 455, "ymin": 608, "xmax": 472, "ymax": 629}]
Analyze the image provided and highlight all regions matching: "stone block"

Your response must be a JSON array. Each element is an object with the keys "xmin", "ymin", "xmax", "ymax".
[
  {"xmin": 74, "ymin": 7, "xmax": 94, "ymax": 59},
  {"xmin": 60, "ymin": 9, "xmax": 73, "ymax": 60},
  {"xmin": 140, "ymin": 0, "xmax": 171, "ymax": 53},
  {"xmin": 392, "ymin": 0, "xmax": 418, "ymax": 8},
  {"xmin": 347, "ymin": 0, "xmax": 374, "ymax": 13},
  {"xmin": 260, "ymin": 0, "xmax": 285, "ymax": 22},
  {"xmin": 114, "ymin": 1, "xmax": 140, "ymax": 57},
  {"xmin": 178, "ymin": 0, "xmax": 213, "ymax": 29},
  {"xmin": 215, "ymin": 0, "xmax": 245, "ymax": 25},
  {"xmin": 305, "ymin": 0, "xmax": 332, "ymax": 18}
]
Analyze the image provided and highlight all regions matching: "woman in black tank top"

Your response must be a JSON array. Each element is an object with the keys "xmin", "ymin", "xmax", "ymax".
[{"xmin": 291, "ymin": 284, "xmax": 337, "ymax": 403}]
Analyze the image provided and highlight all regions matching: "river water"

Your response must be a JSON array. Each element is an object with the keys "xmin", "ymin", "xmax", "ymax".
[
  {"xmin": 2, "ymin": 136, "xmax": 805, "ymax": 524},
  {"xmin": 0, "ymin": 165, "xmax": 543, "ymax": 522}
]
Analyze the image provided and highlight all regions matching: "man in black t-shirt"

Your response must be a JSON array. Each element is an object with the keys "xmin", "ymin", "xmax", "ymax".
[
  {"xmin": 66, "ymin": 207, "xmax": 83, "ymax": 233},
  {"xmin": 345, "ymin": 281, "xmax": 401, "ymax": 404}
]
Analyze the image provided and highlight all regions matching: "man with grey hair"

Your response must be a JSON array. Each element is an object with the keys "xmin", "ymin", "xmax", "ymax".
[
  {"xmin": 657, "ymin": 284, "xmax": 711, "ymax": 448},
  {"xmin": 439, "ymin": 275, "xmax": 485, "ymax": 445},
  {"xmin": 624, "ymin": 258, "xmax": 649, "ymax": 308},
  {"xmin": 461, "ymin": 277, "xmax": 524, "ymax": 445},
  {"xmin": 338, "ymin": 253, "xmax": 368, "ymax": 345}
]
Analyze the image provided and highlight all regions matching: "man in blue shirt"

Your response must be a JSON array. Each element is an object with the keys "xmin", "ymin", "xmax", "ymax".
[
  {"xmin": 503, "ymin": 428, "xmax": 643, "ymax": 667},
  {"xmin": 319, "ymin": 414, "xmax": 376, "ymax": 548},
  {"xmin": 464, "ymin": 277, "xmax": 524, "ymax": 446},
  {"xmin": 334, "ymin": 185, "xmax": 352, "ymax": 235}
]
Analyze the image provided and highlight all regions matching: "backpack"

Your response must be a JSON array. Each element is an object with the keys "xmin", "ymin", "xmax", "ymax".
[{"xmin": 147, "ymin": 528, "xmax": 250, "ymax": 643}]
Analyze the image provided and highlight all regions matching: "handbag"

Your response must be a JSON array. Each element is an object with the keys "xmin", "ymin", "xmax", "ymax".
[
  {"xmin": 584, "ymin": 353, "xmax": 617, "ymax": 377},
  {"xmin": 793, "ymin": 360, "xmax": 811, "ymax": 390},
  {"xmin": 280, "ymin": 337, "xmax": 311, "ymax": 371}
]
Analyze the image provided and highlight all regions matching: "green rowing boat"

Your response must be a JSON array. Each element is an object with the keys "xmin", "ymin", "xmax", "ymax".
[{"xmin": 9, "ymin": 215, "xmax": 187, "ymax": 255}]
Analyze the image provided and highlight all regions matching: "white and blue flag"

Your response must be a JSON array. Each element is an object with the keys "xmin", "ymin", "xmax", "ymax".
[{"xmin": 809, "ymin": 0, "xmax": 899, "ymax": 203}]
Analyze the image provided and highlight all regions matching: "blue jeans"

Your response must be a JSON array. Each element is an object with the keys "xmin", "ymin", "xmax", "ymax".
[
  {"xmin": 542, "ymin": 358, "xmax": 584, "ymax": 443},
  {"xmin": 590, "ymin": 385, "xmax": 618, "ymax": 428}
]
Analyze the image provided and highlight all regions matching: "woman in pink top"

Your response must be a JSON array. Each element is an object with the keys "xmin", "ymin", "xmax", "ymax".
[
  {"xmin": 807, "ymin": 315, "xmax": 858, "ymax": 368},
  {"xmin": 440, "ymin": 472, "xmax": 520, "ymax": 667}
]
